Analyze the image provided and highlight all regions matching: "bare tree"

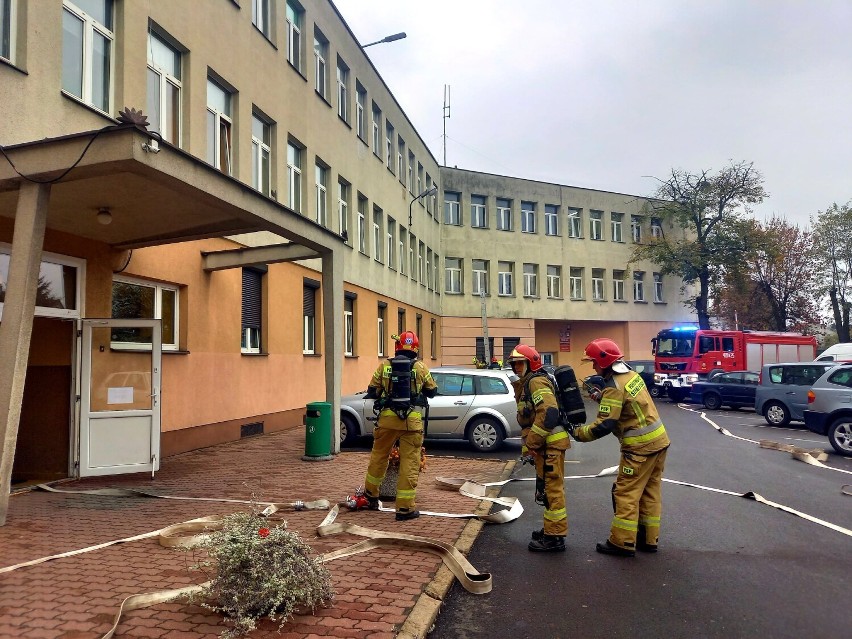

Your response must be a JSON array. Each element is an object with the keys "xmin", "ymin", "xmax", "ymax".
[
  {"xmin": 812, "ymin": 202, "xmax": 852, "ymax": 342},
  {"xmin": 632, "ymin": 161, "xmax": 767, "ymax": 329}
]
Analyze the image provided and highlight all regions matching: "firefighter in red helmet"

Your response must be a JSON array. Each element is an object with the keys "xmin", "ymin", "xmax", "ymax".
[
  {"xmin": 507, "ymin": 344, "xmax": 570, "ymax": 552},
  {"xmin": 572, "ymin": 338, "xmax": 670, "ymax": 557},
  {"xmin": 363, "ymin": 331, "xmax": 437, "ymax": 520}
]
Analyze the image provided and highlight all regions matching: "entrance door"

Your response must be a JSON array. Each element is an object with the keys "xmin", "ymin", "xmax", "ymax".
[{"xmin": 79, "ymin": 319, "xmax": 161, "ymax": 477}]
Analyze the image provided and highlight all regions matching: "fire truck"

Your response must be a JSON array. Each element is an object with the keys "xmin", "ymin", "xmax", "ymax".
[{"xmin": 652, "ymin": 326, "xmax": 817, "ymax": 402}]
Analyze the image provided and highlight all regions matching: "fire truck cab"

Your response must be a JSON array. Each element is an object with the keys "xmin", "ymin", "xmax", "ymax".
[{"xmin": 652, "ymin": 327, "xmax": 817, "ymax": 402}]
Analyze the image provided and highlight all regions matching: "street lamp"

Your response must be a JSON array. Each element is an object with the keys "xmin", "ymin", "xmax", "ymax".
[
  {"xmin": 409, "ymin": 185, "xmax": 439, "ymax": 227},
  {"xmin": 362, "ymin": 32, "xmax": 407, "ymax": 48}
]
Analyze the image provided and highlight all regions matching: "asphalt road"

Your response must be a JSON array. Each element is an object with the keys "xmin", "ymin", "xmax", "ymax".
[{"xmin": 427, "ymin": 400, "xmax": 852, "ymax": 639}]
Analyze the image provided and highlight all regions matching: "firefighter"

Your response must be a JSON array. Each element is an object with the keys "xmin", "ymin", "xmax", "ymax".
[
  {"xmin": 363, "ymin": 331, "xmax": 438, "ymax": 520},
  {"xmin": 508, "ymin": 344, "xmax": 570, "ymax": 552},
  {"xmin": 489, "ymin": 356, "xmax": 502, "ymax": 369},
  {"xmin": 572, "ymin": 338, "xmax": 671, "ymax": 557}
]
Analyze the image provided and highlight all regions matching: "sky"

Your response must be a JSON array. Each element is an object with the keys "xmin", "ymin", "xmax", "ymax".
[{"xmin": 335, "ymin": 0, "xmax": 851, "ymax": 227}]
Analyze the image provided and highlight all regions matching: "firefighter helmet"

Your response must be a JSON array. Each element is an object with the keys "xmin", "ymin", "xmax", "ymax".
[
  {"xmin": 395, "ymin": 331, "xmax": 419, "ymax": 354},
  {"xmin": 581, "ymin": 338, "xmax": 624, "ymax": 369},
  {"xmin": 506, "ymin": 344, "xmax": 543, "ymax": 372}
]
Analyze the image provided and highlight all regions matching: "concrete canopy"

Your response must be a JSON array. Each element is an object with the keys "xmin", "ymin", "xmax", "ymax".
[{"xmin": 0, "ymin": 124, "xmax": 344, "ymax": 524}]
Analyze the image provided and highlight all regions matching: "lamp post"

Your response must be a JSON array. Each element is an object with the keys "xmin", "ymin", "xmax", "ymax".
[
  {"xmin": 362, "ymin": 32, "xmax": 407, "ymax": 48},
  {"xmin": 409, "ymin": 185, "xmax": 438, "ymax": 228}
]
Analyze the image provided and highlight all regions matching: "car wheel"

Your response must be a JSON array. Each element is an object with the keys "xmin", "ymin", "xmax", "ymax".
[
  {"xmin": 828, "ymin": 417, "xmax": 852, "ymax": 457},
  {"xmin": 339, "ymin": 414, "xmax": 359, "ymax": 447},
  {"xmin": 467, "ymin": 417, "xmax": 504, "ymax": 453},
  {"xmin": 703, "ymin": 392, "xmax": 722, "ymax": 411},
  {"xmin": 649, "ymin": 385, "xmax": 661, "ymax": 398},
  {"xmin": 763, "ymin": 401, "xmax": 791, "ymax": 427}
]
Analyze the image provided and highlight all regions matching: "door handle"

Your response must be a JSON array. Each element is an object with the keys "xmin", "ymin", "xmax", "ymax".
[{"xmin": 454, "ymin": 401, "xmax": 466, "ymax": 405}]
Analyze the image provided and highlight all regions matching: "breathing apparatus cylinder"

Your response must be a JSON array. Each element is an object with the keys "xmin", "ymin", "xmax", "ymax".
[
  {"xmin": 553, "ymin": 365, "xmax": 587, "ymax": 425},
  {"xmin": 389, "ymin": 355, "xmax": 414, "ymax": 409}
]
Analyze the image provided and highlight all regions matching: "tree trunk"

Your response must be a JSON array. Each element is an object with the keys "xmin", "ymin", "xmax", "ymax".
[
  {"xmin": 829, "ymin": 288, "xmax": 851, "ymax": 342},
  {"xmin": 697, "ymin": 271, "xmax": 711, "ymax": 329}
]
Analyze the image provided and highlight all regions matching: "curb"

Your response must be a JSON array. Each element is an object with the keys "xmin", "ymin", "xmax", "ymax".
[{"xmin": 396, "ymin": 459, "xmax": 517, "ymax": 638}]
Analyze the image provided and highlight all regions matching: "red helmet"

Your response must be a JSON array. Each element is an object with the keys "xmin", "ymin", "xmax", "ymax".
[
  {"xmin": 506, "ymin": 344, "xmax": 543, "ymax": 372},
  {"xmin": 395, "ymin": 331, "xmax": 419, "ymax": 354},
  {"xmin": 582, "ymin": 338, "xmax": 624, "ymax": 368}
]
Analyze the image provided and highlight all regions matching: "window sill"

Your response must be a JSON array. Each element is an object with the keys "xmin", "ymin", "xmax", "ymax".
[
  {"xmin": 0, "ymin": 57, "xmax": 27, "ymax": 75},
  {"xmin": 240, "ymin": 351, "xmax": 268, "ymax": 356},
  {"xmin": 547, "ymin": 296, "xmax": 563, "ymax": 300},
  {"xmin": 287, "ymin": 60, "xmax": 308, "ymax": 82},
  {"xmin": 338, "ymin": 115, "xmax": 352, "ymax": 130},
  {"xmin": 344, "ymin": 354, "xmax": 358, "ymax": 359},
  {"xmin": 60, "ymin": 90, "xmax": 118, "ymax": 123},
  {"xmin": 446, "ymin": 291, "xmax": 463, "ymax": 295},
  {"xmin": 614, "ymin": 299, "xmax": 628, "ymax": 303},
  {"xmin": 523, "ymin": 295, "xmax": 539, "ymax": 300},
  {"xmin": 252, "ymin": 25, "xmax": 277, "ymax": 49},
  {"xmin": 303, "ymin": 352, "xmax": 322, "ymax": 358},
  {"xmin": 633, "ymin": 300, "xmax": 648, "ymax": 304},
  {"xmin": 315, "ymin": 90, "xmax": 332, "ymax": 107},
  {"xmin": 570, "ymin": 297, "xmax": 585, "ymax": 302},
  {"xmin": 654, "ymin": 301, "xmax": 667, "ymax": 305}
]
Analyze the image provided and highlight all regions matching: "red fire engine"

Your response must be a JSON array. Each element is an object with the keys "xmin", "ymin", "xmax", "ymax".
[{"xmin": 652, "ymin": 326, "xmax": 817, "ymax": 402}]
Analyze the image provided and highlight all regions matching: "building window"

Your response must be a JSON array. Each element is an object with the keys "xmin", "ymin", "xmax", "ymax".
[
  {"xmin": 592, "ymin": 268, "xmax": 605, "ymax": 301},
  {"xmin": 314, "ymin": 162, "xmax": 328, "ymax": 227},
  {"xmin": 444, "ymin": 192, "xmax": 461, "ymax": 225},
  {"xmin": 651, "ymin": 217, "xmax": 663, "ymax": 238},
  {"xmin": 430, "ymin": 318, "xmax": 437, "ymax": 358},
  {"xmin": 357, "ymin": 195, "xmax": 367, "ymax": 254},
  {"xmin": 432, "ymin": 252, "xmax": 440, "ymax": 293},
  {"xmin": 371, "ymin": 103, "xmax": 382, "ymax": 156},
  {"xmin": 418, "ymin": 242, "xmax": 425, "ymax": 284},
  {"xmin": 521, "ymin": 202, "xmax": 536, "ymax": 233},
  {"xmin": 338, "ymin": 180, "xmax": 350, "ymax": 241},
  {"xmin": 287, "ymin": 142, "xmax": 302, "ymax": 212},
  {"xmin": 417, "ymin": 163, "xmax": 424, "ymax": 197},
  {"xmin": 1, "ymin": 0, "xmax": 14, "ymax": 62},
  {"xmin": 146, "ymin": 30, "xmax": 182, "ymax": 145},
  {"xmin": 385, "ymin": 121, "xmax": 394, "ymax": 171},
  {"xmin": 654, "ymin": 272, "xmax": 664, "ymax": 302},
  {"xmin": 314, "ymin": 30, "xmax": 328, "ymax": 98},
  {"xmin": 373, "ymin": 208, "xmax": 383, "ymax": 263},
  {"xmin": 470, "ymin": 195, "xmax": 487, "ymax": 228},
  {"xmin": 408, "ymin": 151, "xmax": 415, "ymax": 193},
  {"xmin": 336, "ymin": 57, "xmax": 348, "ymax": 121},
  {"xmin": 631, "ymin": 215, "xmax": 642, "ymax": 243},
  {"xmin": 425, "ymin": 174, "xmax": 435, "ymax": 214},
  {"xmin": 344, "ymin": 296, "xmax": 355, "ymax": 356},
  {"xmin": 523, "ymin": 263, "xmax": 538, "ymax": 297},
  {"xmin": 611, "ymin": 212, "xmax": 623, "ymax": 242},
  {"xmin": 62, "ymin": 0, "xmax": 114, "ymax": 113},
  {"xmin": 397, "ymin": 136, "xmax": 405, "ymax": 182},
  {"xmin": 387, "ymin": 218, "xmax": 396, "ymax": 269},
  {"xmin": 545, "ymin": 204, "xmax": 559, "ymax": 236},
  {"xmin": 445, "ymin": 257, "xmax": 462, "ymax": 293},
  {"xmin": 251, "ymin": 113, "xmax": 272, "ymax": 196},
  {"xmin": 241, "ymin": 268, "xmax": 263, "ymax": 353},
  {"xmin": 111, "ymin": 276, "xmax": 179, "ymax": 351},
  {"xmin": 568, "ymin": 208, "xmax": 582, "ymax": 238},
  {"xmin": 377, "ymin": 304, "xmax": 387, "ymax": 357},
  {"xmin": 570, "ymin": 267, "xmax": 583, "ymax": 300},
  {"xmin": 409, "ymin": 234, "xmax": 417, "ymax": 278},
  {"xmin": 546, "ymin": 265, "xmax": 561, "ymax": 298},
  {"xmin": 496, "ymin": 198, "xmax": 512, "ymax": 231},
  {"xmin": 252, "ymin": 0, "xmax": 270, "ymax": 38},
  {"xmin": 355, "ymin": 84, "xmax": 366, "ymax": 138},
  {"xmin": 472, "ymin": 259, "xmax": 489, "ymax": 295},
  {"xmin": 590, "ymin": 210, "xmax": 603, "ymax": 240},
  {"xmin": 303, "ymin": 280, "xmax": 318, "ymax": 354},
  {"xmin": 399, "ymin": 228, "xmax": 407, "ymax": 276},
  {"xmin": 498, "ymin": 261, "xmax": 514, "ymax": 296},
  {"xmin": 206, "ymin": 78, "xmax": 233, "ymax": 174},
  {"xmin": 286, "ymin": 0, "xmax": 302, "ymax": 70},
  {"xmin": 634, "ymin": 271, "xmax": 645, "ymax": 302},
  {"xmin": 426, "ymin": 249, "xmax": 433, "ymax": 290},
  {"xmin": 613, "ymin": 270, "xmax": 625, "ymax": 301},
  {"xmin": 397, "ymin": 307, "xmax": 406, "ymax": 333}
]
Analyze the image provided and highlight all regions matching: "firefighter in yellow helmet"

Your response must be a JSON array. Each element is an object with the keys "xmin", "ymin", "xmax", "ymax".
[
  {"xmin": 572, "ymin": 338, "xmax": 670, "ymax": 557},
  {"xmin": 508, "ymin": 344, "xmax": 570, "ymax": 552},
  {"xmin": 363, "ymin": 331, "xmax": 437, "ymax": 520}
]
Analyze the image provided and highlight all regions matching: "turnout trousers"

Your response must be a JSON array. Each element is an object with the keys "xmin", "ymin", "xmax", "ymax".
[
  {"xmin": 534, "ymin": 447, "xmax": 568, "ymax": 537},
  {"xmin": 609, "ymin": 447, "xmax": 668, "ymax": 550},
  {"xmin": 364, "ymin": 412, "xmax": 424, "ymax": 513}
]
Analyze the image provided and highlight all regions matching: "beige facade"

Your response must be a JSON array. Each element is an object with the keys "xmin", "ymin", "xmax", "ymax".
[
  {"xmin": 439, "ymin": 168, "xmax": 693, "ymax": 370},
  {"xmin": 0, "ymin": 0, "xmax": 690, "ymax": 521}
]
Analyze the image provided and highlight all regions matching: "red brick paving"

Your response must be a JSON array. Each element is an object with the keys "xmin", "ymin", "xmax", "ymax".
[{"xmin": 0, "ymin": 429, "xmax": 505, "ymax": 638}]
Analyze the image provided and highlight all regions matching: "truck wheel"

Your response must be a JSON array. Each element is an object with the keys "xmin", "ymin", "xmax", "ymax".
[
  {"xmin": 703, "ymin": 392, "xmax": 722, "ymax": 411},
  {"xmin": 828, "ymin": 417, "xmax": 852, "ymax": 456},
  {"xmin": 339, "ymin": 414, "xmax": 359, "ymax": 447},
  {"xmin": 763, "ymin": 401, "xmax": 790, "ymax": 427},
  {"xmin": 467, "ymin": 417, "xmax": 504, "ymax": 453}
]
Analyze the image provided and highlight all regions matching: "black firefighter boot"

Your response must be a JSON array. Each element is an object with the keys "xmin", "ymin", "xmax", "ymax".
[
  {"xmin": 636, "ymin": 526, "xmax": 658, "ymax": 553},
  {"xmin": 528, "ymin": 534, "xmax": 566, "ymax": 552},
  {"xmin": 595, "ymin": 540, "xmax": 635, "ymax": 557}
]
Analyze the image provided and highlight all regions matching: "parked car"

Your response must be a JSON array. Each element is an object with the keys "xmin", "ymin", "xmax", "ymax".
[
  {"xmin": 803, "ymin": 363, "xmax": 852, "ymax": 456},
  {"xmin": 815, "ymin": 343, "xmax": 852, "ymax": 362},
  {"xmin": 339, "ymin": 366, "xmax": 521, "ymax": 452},
  {"xmin": 626, "ymin": 360, "xmax": 664, "ymax": 397},
  {"xmin": 689, "ymin": 371, "xmax": 759, "ymax": 410},
  {"xmin": 754, "ymin": 362, "xmax": 837, "ymax": 426}
]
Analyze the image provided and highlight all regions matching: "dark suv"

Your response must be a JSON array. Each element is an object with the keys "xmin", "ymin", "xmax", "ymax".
[{"xmin": 803, "ymin": 363, "xmax": 852, "ymax": 456}]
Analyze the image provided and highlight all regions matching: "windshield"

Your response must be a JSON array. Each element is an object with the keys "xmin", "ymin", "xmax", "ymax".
[{"xmin": 655, "ymin": 331, "xmax": 696, "ymax": 357}]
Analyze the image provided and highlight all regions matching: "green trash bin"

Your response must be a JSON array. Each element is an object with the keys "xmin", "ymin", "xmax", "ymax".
[{"xmin": 304, "ymin": 401, "xmax": 332, "ymax": 458}]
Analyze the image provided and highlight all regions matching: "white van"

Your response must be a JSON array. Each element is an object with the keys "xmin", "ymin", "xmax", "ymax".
[{"xmin": 815, "ymin": 343, "xmax": 852, "ymax": 362}]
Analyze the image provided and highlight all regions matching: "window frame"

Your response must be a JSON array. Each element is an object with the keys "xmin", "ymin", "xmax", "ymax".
[
  {"xmin": 592, "ymin": 268, "xmax": 605, "ymax": 301},
  {"xmin": 240, "ymin": 268, "xmax": 263, "ymax": 354},
  {"xmin": 523, "ymin": 263, "xmax": 538, "ymax": 297},
  {"xmin": 590, "ymin": 211, "xmax": 603, "ymax": 240},
  {"xmin": 611, "ymin": 212, "xmax": 623, "ymax": 243},
  {"xmin": 355, "ymin": 84, "xmax": 366, "ymax": 138},
  {"xmin": 631, "ymin": 215, "xmax": 642, "ymax": 243},
  {"xmin": 371, "ymin": 103, "xmax": 382, "ymax": 157},
  {"xmin": 287, "ymin": 141, "xmax": 302, "ymax": 212},
  {"xmin": 146, "ymin": 29, "xmax": 182, "ymax": 146},
  {"xmin": 0, "ymin": 245, "xmax": 85, "ymax": 321},
  {"xmin": 337, "ymin": 180, "xmax": 350, "ymax": 241},
  {"xmin": 251, "ymin": 112, "xmax": 272, "ymax": 196},
  {"xmin": 521, "ymin": 202, "xmax": 536, "ymax": 234},
  {"xmin": 377, "ymin": 304, "xmax": 386, "ymax": 357},
  {"xmin": 544, "ymin": 204, "xmax": 559, "ymax": 236},
  {"xmin": 206, "ymin": 77, "xmax": 233, "ymax": 174},
  {"xmin": 286, "ymin": 0, "xmax": 302, "ymax": 70},
  {"xmin": 373, "ymin": 208, "xmax": 383, "ymax": 264},
  {"xmin": 470, "ymin": 195, "xmax": 487, "ymax": 228},
  {"xmin": 313, "ymin": 30, "xmax": 328, "ymax": 98},
  {"xmin": 613, "ymin": 270, "xmax": 625, "ymax": 301},
  {"xmin": 336, "ymin": 57, "xmax": 348, "ymax": 121},
  {"xmin": 633, "ymin": 271, "xmax": 645, "ymax": 302},
  {"xmin": 569, "ymin": 267, "xmax": 584, "ymax": 300},
  {"xmin": 252, "ymin": 0, "xmax": 270, "ymax": 38},
  {"xmin": 357, "ymin": 196, "xmax": 367, "ymax": 254},
  {"xmin": 496, "ymin": 198, "xmax": 512, "ymax": 231},
  {"xmin": 315, "ymin": 162, "xmax": 328, "ymax": 227},
  {"xmin": 472, "ymin": 259, "xmax": 488, "ymax": 295},
  {"xmin": 1, "ymin": 0, "xmax": 15, "ymax": 63},
  {"xmin": 344, "ymin": 296, "xmax": 355, "ymax": 356},
  {"xmin": 497, "ymin": 261, "xmax": 514, "ymax": 297},
  {"xmin": 445, "ymin": 257, "xmax": 462, "ymax": 294},
  {"xmin": 568, "ymin": 208, "xmax": 582, "ymax": 238},
  {"xmin": 61, "ymin": 0, "xmax": 115, "ymax": 114},
  {"xmin": 444, "ymin": 192, "xmax": 461, "ymax": 225},
  {"xmin": 653, "ymin": 272, "xmax": 664, "ymax": 302},
  {"xmin": 303, "ymin": 282, "xmax": 318, "ymax": 355},
  {"xmin": 546, "ymin": 265, "xmax": 561, "ymax": 299}
]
